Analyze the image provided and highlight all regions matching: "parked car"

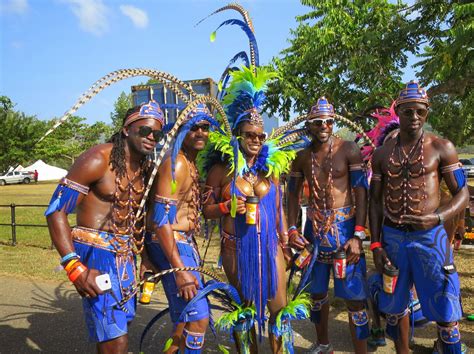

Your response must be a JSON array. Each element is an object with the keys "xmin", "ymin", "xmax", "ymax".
[
  {"xmin": 0, "ymin": 171, "xmax": 34, "ymax": 185},
  {"xmin": 460, "ymin": 159, "xmax": 474, "ymax": 177}
]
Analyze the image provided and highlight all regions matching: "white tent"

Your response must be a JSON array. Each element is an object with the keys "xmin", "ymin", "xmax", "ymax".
[{"xmin": 23, "ymin": 160, "xmax": 67, "ymax": 181}]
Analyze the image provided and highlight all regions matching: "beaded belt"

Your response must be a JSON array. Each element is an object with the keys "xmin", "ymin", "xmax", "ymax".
[{"xmin": 71, "ymin": 226, "xmax": 133, "ymax": 254}]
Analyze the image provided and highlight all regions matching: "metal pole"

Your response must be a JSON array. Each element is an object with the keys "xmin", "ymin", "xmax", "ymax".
[{"xmin": 10, "ymin": 203, "xmax": 16, "ymax": 246}]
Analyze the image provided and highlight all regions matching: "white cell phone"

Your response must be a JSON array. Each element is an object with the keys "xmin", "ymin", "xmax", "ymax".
[{"xmin": 95, "ymin": 273, "xmax": 112, "ymax": 291}]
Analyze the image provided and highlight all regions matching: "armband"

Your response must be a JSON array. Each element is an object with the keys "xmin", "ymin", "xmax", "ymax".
[
  {"xmin": 45, "ymin": 178, "xmax": 89, "ymax": 216},
  {"xmin": 349, "ymin": 164, "xmax": 368, "ymax": 189},
  {"xmin": 153, "ymin": 196, "xmax": 178, "ymax": 228},
  {"xmin": 441, "ymin": 163, "xmax": 466, "ymax": 192}
]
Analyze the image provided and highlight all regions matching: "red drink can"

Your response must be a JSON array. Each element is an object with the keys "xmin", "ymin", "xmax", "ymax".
[
  {"xmin": 333, "ymin": 251, "xmax": 347, "ymax": 279},
  {"xmin": 383, "ymin": 264, "xmax": 399, "ymax": 294}
]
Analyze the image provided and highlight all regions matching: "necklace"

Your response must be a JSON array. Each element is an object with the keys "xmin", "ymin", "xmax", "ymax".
[
  {"xmin": 310, "ymin": 138, "xmax": 335, "ymax": 242},
  {"xmin": 386, "ymin": 132, "xmax": 427, "ymax": 221},
  {"xmin": 111, "ymin": 162, "xmax": 146, "ymax": 254}
]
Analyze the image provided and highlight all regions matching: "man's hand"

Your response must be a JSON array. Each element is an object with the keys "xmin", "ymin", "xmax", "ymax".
[
  {"xmin": 235, "ymin": 196, "xmax": 247, "ymax": 215},
  {"xmin": 372, "ymin": 248, "xmax": 391, "ymax": 273},
  {"xmin": 343, "ymin": 238, "xmax": 362, "ymax": 264},
  {"xmin": 140, "ymin": 257, "xmax": 157, "ymax": 280},
  {"xmin": 175, "ymin": 271, "xmax": 199, "ymax": 302},
  {"xmin": 73, "ymin": 268, "xmax": 104, "ymax": 298},
  {"xmin": 401, "ymin": 214, "xmax": 439, "ymax": 229},
  {"xmin": 289, "ymin": 231, "xmax": 309, "ymax": 250}
]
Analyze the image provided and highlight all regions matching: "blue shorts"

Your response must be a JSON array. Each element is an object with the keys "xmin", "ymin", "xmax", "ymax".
[
  {"xmin": 145, "ymin": 231, "xmax": 209, "ymax": 324},
  {"xmin": 377, "ymin": 225, "xmax": 462, "ymax": 323},
  {"xmin": 304, "ymin": 208, "xmax": 367, "ymax": 300},
  {"xmin": 72, "ymin": 228, "xmax": 136, "ymax": 343}
]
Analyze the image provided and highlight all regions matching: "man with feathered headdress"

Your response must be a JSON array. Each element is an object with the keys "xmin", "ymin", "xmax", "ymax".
[{"xmin": 140, "ymin": 104, "xmax": 222, "ymax": 353}]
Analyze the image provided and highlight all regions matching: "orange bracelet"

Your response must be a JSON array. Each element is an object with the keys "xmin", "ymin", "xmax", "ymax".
[
  {"xmin": 370, "ymin": 242, "xmax": 383, "ymax": 251},
  {"xmin": 64, "ymin": 258, "xmax": 80, "ymax": 273},
  {"xmin": 219, "ymin": 202, "xmax": 229, "ymax": 214},
  {"xmin": 66, "ymin": 260, "xmax": 82, "ymax": 275},
  {"xmin": 68, "ymin": 264, "xmax": 87, "ymax": 283}
]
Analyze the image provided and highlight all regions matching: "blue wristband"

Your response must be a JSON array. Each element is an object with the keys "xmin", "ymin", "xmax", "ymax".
[
  {"xmin": 288, "ymin": 225, "xmax": 298, "ymax": 232},
  {"xmin": 60, "ymin": 252, "xmax": 78, "ymax": 265}
]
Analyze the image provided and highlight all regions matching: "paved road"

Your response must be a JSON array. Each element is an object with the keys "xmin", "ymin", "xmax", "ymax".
[{"xmin": 0, "ymin": 275, "xmax": 470, "ymax": 353}]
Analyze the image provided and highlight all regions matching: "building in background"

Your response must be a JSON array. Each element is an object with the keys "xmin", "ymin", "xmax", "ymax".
[{"xmin": 131, "ymin": 78, "xmax": 279, "ymax": 131}]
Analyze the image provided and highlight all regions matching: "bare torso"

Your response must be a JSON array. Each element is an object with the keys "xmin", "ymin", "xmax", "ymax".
[{"xmin": 296, "ymin": 137, "xmax": 355, "ymax": 210}]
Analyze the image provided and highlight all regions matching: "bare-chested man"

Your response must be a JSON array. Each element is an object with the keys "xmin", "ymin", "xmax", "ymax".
[
  {"xmin": 46, "ymin": 100, "xmax": 164, "ymax": 353},
  {"xmin": 288, "ymin": 97, "xmax": 369, "ymax": 354},
  {"xmin": 369, "ymin": 81, "xmax": 469, "ymax": 354},
  {"xmin": 141, "ymin": 104, "xmax": 218, "ymax": 353}
]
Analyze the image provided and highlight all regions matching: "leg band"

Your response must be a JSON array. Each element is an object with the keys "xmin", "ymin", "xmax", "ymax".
[
  {"xmin": 310, "ymin": 294, "xmax": 329, "ymax": 324},
  {"xmin": 183, "ymin": 328, "xmax": 205, "ymax": 353},
  {"xmin": 385, "ymin": 308, "xmax": 409, "ymax": 341},
  {"xmin": 348, "ymin": 309, "xmax": 370, "ymax": 340},
  {"xmin": 233, "ymin": 319, "xmax": 254, "ymax": 354},
  {"xmin": 270, "ymin": 320, "xmax": 294, "ymax": 354},
  {"xmin": 435, "ymin": 322, "xmax": 462, "ymax": 354}
]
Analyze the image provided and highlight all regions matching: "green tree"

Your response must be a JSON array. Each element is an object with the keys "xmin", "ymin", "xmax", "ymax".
[
  {"xmin": 0, "ymin": 106, "xmax": 48, "ymax": 173},
  {"xmin": 267, "ymin": 0, "xmax": 473, "ymax": 145},
  {"xmin": 111, "ymin": 91, "xmax": 132, "ymax": 131}
]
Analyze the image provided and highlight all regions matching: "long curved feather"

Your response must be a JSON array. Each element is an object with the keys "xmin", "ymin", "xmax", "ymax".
[
  {"xmin": 211, "ymin": 19, "xmax": 259, "ymax": 67},
  {"xmin": 195, "ymin": 3, "xmax": 255, "ymax": 33}
]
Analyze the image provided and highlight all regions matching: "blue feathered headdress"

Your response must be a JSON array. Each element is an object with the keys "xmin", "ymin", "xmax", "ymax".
[{"xmin": 169, "ymin": 103, "xmax": 223, "ymax": 194}]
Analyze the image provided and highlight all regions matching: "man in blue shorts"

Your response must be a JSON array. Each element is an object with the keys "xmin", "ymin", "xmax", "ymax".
[
  {"xmin": 288, "ymin": 97, "xmax": 369, "ymax": 354},
  {"xmin": 369, "ymin": 81, "xmax": 469, "ymax": 353},
  {"xmin": 141, "ymin": 104, "xmax": 219, "ymax": 353},
  {"xmin": 46, "ymin": 100, "xmax": 164, "ymax": 352}
]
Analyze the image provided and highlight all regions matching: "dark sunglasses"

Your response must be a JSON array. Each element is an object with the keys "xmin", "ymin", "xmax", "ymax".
[
  {"xmin": 137, "ymin": 126, "xmax": 164, "ymax": 141},
  {"xmin": 308, "ymin": 118, "xmax": 335, "ymax": 127},
  {"xmin": 190, "ymin": 123, "xmax": 211, "ymax": 132},
  {"xmin": 241, "ymin": 131, "xmax": 267, "ymax": 142},
  {"xmin": 400, "ymin": 108, "xmax": 428, "ymax": 118}
]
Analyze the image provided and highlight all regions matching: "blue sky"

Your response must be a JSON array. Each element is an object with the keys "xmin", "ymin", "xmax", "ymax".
[
  {"xmin": 1, "ymin": 0, "xmax": 310, "ymax": 123},
  {"xmin": 1, "ymin": 0, "xmax": 416, "ymax": 124}
]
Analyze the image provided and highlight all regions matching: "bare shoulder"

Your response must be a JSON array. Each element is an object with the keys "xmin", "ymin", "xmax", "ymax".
[
  {"xmin": 206, "ymin": 162, "xmax": 229, "ymax": 186},
  {"xmin": 67, "ymin": 143, "xmax": 111, "ymax": 183},
  {"xmin": 293, "ymin": 147, "xmax": 311, "ymax": 167},
  {"xmin": 429, "ymin": 133, "xmax": 456, "ymax": 153}
]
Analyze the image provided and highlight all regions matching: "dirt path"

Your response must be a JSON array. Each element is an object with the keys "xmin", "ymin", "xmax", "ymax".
[{"xmin": 3, "ymin": 275, "xmax": 471, "ymax": 353}]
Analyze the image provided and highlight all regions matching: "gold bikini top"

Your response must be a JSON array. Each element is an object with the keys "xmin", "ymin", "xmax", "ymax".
[{"xmin": 221, "ymin": 173, "xmax": 271, "ymax": 200}]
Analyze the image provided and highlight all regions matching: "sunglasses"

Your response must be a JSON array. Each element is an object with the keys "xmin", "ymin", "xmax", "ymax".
[
  {"xmin": 308, "ymin": 118, "xmax": 335, "ymax": 127},
  {"xmin": 399, "ymin": 108, "xmax": 429, "ymax": 118},
  {"xmin": 190, "ymin": 123, "xmax": 211, "ymax": 132},
  {"xmin": 241, "ymin": 131, "xmax": 267, "ymax": 142},
  {"xmin": 137, "ymin": 126, "xmax": 164, "ymax": 141}
]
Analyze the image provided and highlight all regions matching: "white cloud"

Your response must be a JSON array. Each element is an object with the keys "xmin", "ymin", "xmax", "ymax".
[
  {"xmin": 0, "ymin": 0, "xmax": 29, "ymax": 15},
  {"xmin": 11, "ymin": 41, "xmax": 24, "ymax": 49},
  {"xmin": 119, "ymin": 5, "xmax": 148, "ymax": 29},
  {"xmin": 63, "ymin": 0, "xmax": 109, "ymax": 36}
]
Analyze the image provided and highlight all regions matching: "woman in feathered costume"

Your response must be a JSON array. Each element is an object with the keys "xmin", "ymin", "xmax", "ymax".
[{"xmin": 198, "ymin": 4, "xmax": 308, "ymax": 353}]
